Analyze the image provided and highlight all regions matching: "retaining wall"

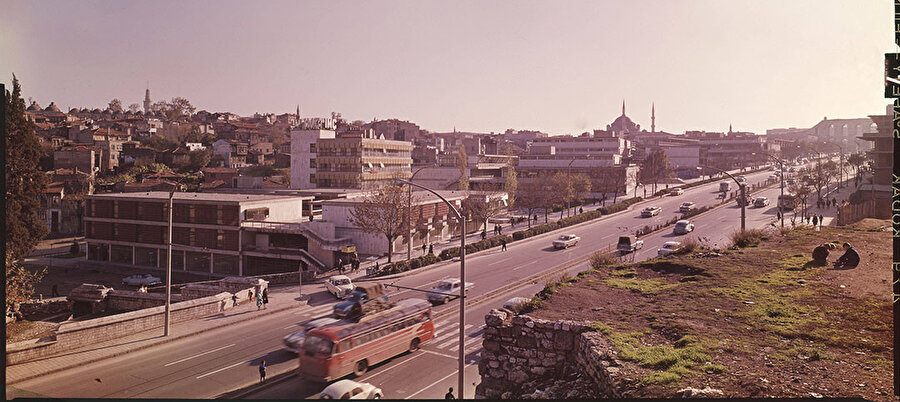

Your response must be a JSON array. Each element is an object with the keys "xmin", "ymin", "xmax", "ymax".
[
  {"xmin": 475, "ymin": 310, "xmax": 625, "ymax": 399},
  {"xmin": 106, "ymin": 290, "xmax": 183, "ymax": 311},
  {"xmin": 16, "ymin": 299, "xmax": 70, "ymax": 320}
]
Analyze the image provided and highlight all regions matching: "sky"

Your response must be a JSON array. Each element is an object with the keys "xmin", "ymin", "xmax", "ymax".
[{"xmin": 1, "ymin": 1, "xmax": 894, "ymax": 135}]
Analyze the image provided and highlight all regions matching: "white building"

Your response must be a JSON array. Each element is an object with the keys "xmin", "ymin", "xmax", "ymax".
[
  {"xmin": 185, "ymin": 142, "xmax": 206, "ymax": 152},
  {"xmin": 290, "ymin": 127, "xmax": 336, "ymax": 190}
]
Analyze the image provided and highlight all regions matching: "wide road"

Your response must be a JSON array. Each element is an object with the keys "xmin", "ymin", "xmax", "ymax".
[{"xmin": 11, "ymin": 163, "xmax": 831, "ymax": 399}]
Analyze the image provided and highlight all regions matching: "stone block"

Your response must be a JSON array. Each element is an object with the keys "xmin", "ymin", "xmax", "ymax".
[
  {"xmin": 554, "ymin": 331, "xmax": 574, "ymax": 350},
  {"xmin": 530, "ymin": 366, "xmax": 546, "ymax": 375},
  {"xmin": 508, "ymin": 369, "xmax": 529, "ymax": 384},
  {"xmin": 489, "ymin": 360, "xmax": 500, "ymax": 368},
  {"xmin": 489, "ymin": 368, "xmax": 505, "ymax": 378},
  {"xmin": 528, "ymin": 357, "xmax": 541, "ymax": 366},
  {"xmin": 542, "ymin": 357, "xmax": 556, "ymax": 366},
  {"xmin": 483, "ymin": 340, "xmax": 500, "ymax": 352}
]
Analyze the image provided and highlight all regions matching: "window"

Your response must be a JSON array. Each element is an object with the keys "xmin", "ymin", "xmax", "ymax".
[{"xmin": 310, "ymin": 159, "xmax": 316, "ymax": 168}]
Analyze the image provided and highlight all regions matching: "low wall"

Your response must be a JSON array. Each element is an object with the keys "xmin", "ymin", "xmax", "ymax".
[
  {"xmin": 475, "ymin": 310, "xmax": 624, "ymax": 399},
  {"xmin": 254, "ymin": 271, "xmax": 317, "ymax": 286},
  {"xmin": 106, "ymin": 290, "xmax": 183, "ymax": 312},
  {"xmin": 6, "ymin": 291, "xmax": 233, "ymax": 365},
  {"xmin": 17, "ymin": 299, "xmax": 70, "ymax": 320}
]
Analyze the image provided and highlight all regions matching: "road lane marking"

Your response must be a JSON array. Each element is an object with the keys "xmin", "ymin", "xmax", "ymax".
[
  {"xmin": 196, "ymin": 359, "xmax": 249, "ymax": 379},
  {"xmin": 431, "ymin": 324, "xmax": 463, "ymax": 343},
  {"xmin": 436, "ymin": 325, "xmax": 473, "ymax": 348},
  {"xmin": 420, "ymin": 349, "xmax": 458, "ymax": 360},
  {"xmin": 512, "ymin": 260, "xmax": 538, "ymax": 271},
  {"xmin": 464, "ymin": 343, "xmax": 483, "ymax": 355},
  {"xmin": 404, "ymin": 362, "xmax": 477, "ymax": 399},
  {"xmin": 487, "ymin": 257, "xmax": 512, "ymax": 266},
  {"xmin": 449, "ymin": 335, "xmax": 483, "ymax": 352},
  {"xmin": 165, "ymin": 344, "xmax": 235, "ymax": 367},
  {"xmin": 361, "ymin": 352, "xmax": 425, "ymax": 380},
  {"xmin": 283, "ymin": 324, "xmax": 298, "ymax": 330}
]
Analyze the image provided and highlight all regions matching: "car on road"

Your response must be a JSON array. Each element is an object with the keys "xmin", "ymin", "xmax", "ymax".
[
  {"xmin": 658, "ymin": 241, "xmax": 682, "ymax": 256},
  {"xmin": 673, "ymin": 220, "xmax": 695, "ymax": 235},
  {"xmin": 641, "ymin": 206, "xmax": 662, "ymax": 217},
  {"xmin": 788, "ymin": 167, "xmax": 796, "ymax": 172},
  {"xmin": 678, "ymin": 202, "xmax": 696, "ymax": 213},
  {"xmin": 318, "ymin": 379, "xmax": 383, "ymax": 399},
  {"xmin": 333, "ymin": 283, "xmax": 389, "ymax": 318},
  {"xmin": 283, "ymin": 317, "xmax": 341, "ymax": 354},
  {"xmin": 426, "ymin": 278, "xmax": 473, "ymax": 305},
  {"xmin": 553, "ymin": 234, "xmax": 580, "ymax": 249},
  {"xmin": 768, "ymin": 174, "xmax": 779, "ymax": 180},
  {"xmin": 753, "ymin": 197, "xmax": 769, "ymax": 207},
  {"xmin": 122, "ymin": 274, "xmax": 162, "ymax": 287},
  {"xmin": 325, "ymin": 275, "xmax": 355, "ymax": 299},
  {"xmin": 669, "ymin": 188, "xmax": 684, "ymax": 196},
  {"xmin": 735, "ymin": 196, "xmax": 751, "ymax": 206},
  {"xmin": 617, "ymin": 235, "xmax": 644, "ymax": 254},
  {"xmin": 502, "ymin": 297, "xmax": 531, "ymax": 314}
]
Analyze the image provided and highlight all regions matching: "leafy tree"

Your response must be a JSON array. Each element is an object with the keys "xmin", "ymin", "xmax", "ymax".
[
  {"xmin": 186, "ymin": 148, "xmax": 212, "ymax": 172},
  {"xmin": 108, "ymin": 98, "xmax": 123, "ymax": 113},
  {"xmin": 457, "ymin": 144, "xmax": 469, "ymax": 191},
  {"xmin": 349, "ymin": 182, "xmax": 408, "ymax": 263},
  {"xmin": 640, "ymin": 149, "xmax": 672, "ymax": 194},
  {"xmin": 6, "ymin": 252, "xmax": 45, "ymax": 312},
  {"xmin": 127, "ymin": 103, "xmax": 141, "ymax": 113},
  {"xmin": 142, "ymin": 135, "xmax": 180, "ymax": 151},
  {"xmin": 5, "ymin": 76, "xmax": 49, "ymax": 259}
]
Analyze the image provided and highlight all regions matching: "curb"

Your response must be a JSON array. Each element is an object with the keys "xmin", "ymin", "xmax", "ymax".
[
  {"xmin": 5, "ymin": 299, "xmax": 306, "ymax": 385},
  {"xmin": 216, "ymin": 369, "xmax": 299, "ymax": 399}
]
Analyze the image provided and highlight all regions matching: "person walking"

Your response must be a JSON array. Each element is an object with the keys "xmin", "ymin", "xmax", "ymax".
[
  {"xmin": 51, "ymin": 284, "xmax": 59, "ymax": 297},
  {"xmin": 259, "ymin": 360, "xmax": 267, "ymax": 383},
  {"xmin": 497, "ymin": 224, "xmax": 502, "ymax": 235},
  {"xmin": 262, "ymin": 288, "xmax": 269, "ymax": 310},
  {"xmin": 812, "ymin": 215, "xmax": 818, "ymax": 227},
  {"xmin": 445, "ymin": 387, "xmax": 455, "ymax": 399},
  {"xmin": 501, "ymin": 238, "xmax": 507, "ymax": 251},
  {"xmin": 232, "ymin": 294, "xmax": 238, "ymax": 307},
  {"xmin": 428, "ymin": 244, "xmax": 433, "ymax": 254},
  {"xmin": 422, "ymin": 243, "xmax": 427, "ymax": 256},
  {"xmin": 256, "ymin": 289, "xmax": 263, "ymax": 311},
  {"xmin": 831, "ymin": 197, "xmax": 837, "ymax": 208},
  {"xmin": 248, "ymin": 289, "xmax": 253, "ymax": 304},
  {"xmin": 480, "ymin": 230, "xmax": 486, "ymax": 241},
  {"xmin": 819, "ymin": 214, "xmax": 824, "ymax": 228}
]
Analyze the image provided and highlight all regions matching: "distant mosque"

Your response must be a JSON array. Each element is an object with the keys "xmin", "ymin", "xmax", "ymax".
[{"xmin": 605, "ymin": 100, "xmax": 656, "ymax": 135}]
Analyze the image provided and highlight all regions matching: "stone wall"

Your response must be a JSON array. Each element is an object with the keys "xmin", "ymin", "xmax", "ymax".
[
  {"xmin": 254, "ymin": 271, "xmax": 317, "ymax": 286},
  {"xmin": 6, "ymin": 292, "xmax": 233, "ymax": 365},
  {"xmin": 475, "ymin": 310, "xmax": 624, "ymax": 399},
  {"xmin": 106, "ymin": 290, "xmax": 183, "ymax": 312},
  {"xmin": 16, "ymin": 298, "xmax": 70, "ymax": 320}
]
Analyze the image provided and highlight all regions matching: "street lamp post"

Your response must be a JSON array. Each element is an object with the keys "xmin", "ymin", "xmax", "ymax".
[
  {"xmin": 407, "ymin": 167, "xmax": 429, "ymax": 261},
  {"xmin": 699, "ymin": 165, "xmax": 746, "ymax": 231},
  {"xmin": 396, "ymin": 179, "xmax": 467, "ymax": 399},
  {"xmin": 164, "ymin": 188, "xmax": 175, "ymax": 336},
  {"xmin": 754, "ymin": 152, "xmax": 786, "ymax": 228}
]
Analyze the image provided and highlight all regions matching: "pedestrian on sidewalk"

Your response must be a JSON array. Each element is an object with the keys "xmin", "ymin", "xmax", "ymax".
[
  {"xmin": 428, "ymin": 244, "xmax": 433, "ymax": 254},
  {"xmin": 481, "ymin": 230, "xmax": 487, "ymax": 241},
  {"xmin": 832, "ymin": 197, "xmax": 837, "ymax": 207},
  {"xmin": 819, "ymin": 214, "xmax": 824, "ymax": 228},
  {"xmin": 248, "ymin": 289, "xmax": 253, "ymax": 305},
  {"xmin": 501, "ymin": 238, "xmax": 507, "ymax": 251},
  {"xmin": 256, "ymin": 290, "xmax": 262, "ymax": 311},
  {"xmin": 812, "ymin": 215, "xmax": 818, "ymax": 227},
  {"xmin": 422, "ymin": 243, "xmax": 427, "ymax": 256},
  {"xmin": 232, "ymin": 294, "xmax": 238, "ymax": 307},
  {"xmin": 51, "ymin": 284, "xmax": 59, "ymax": 297},
  {"xmin": 579, "ymin": 207, "xmax": 584, "ymax": 214},
  {"xmin": 445, "ymin": 387, "xmax": 455, "ymax": 399},
  {"xmin": 497, "ymin": 224, "xmax": 502, "ymax": 235},
  {"xmin": 259, "ymin": 360, "xmax": 267, "ymax": 383},
  {"xmin": 262, "ymin": 288, "xmax": 269, "ymax": 310},
  {"xmin": 776, "ymin": 211, "xmax": 781, "ymax": 221}
]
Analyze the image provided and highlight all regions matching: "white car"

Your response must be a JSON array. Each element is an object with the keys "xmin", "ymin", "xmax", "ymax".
[
  {"xmin": 678, "ymin": 202, "xmax": 696, "ymax": 213},
  {"xmin": 552, "ymin": 234, "xmax": 580, "ymax": 249},
  {"xmin": 673, "ymin": 220, "xmax": 694, "ymax": 235},
  {"xmin": 427, "ymin": 278, "xmax": 473, "ymax": 304},
  {"xmin": 641, "ymin": 206, "xmax": 662, "ymax": 217},
  {"xmin": 658, "ymin": 241, "xmax": 682, "ymax": 257},
  {"xmin": 669, "ymin": 188, "xmax": 684, "ymax": 196},
  {"xmin": 753, "ymin": 197, "xmax": 770, "ymax": 207},
  {"xmin": 122, "ymin": 274, "xmax": 162, "ymax": 287},
  {"xmin": 283, "ymin": 317, "xmax": 340, "ymax": 354},
  {"xmin": 319, "ymin": 379, "xmax": 383, "ymax": 399},
  {"xmin": 325, "ymin": 275, "xmax": 355, "ymax": 299},
  {"xmin": 502, "ymin": 297, "xmax": 531, "ymax": 314}
]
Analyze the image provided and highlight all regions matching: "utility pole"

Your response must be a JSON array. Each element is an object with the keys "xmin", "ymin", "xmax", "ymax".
[{"xmin": 164, "ymin": 189, "xmax": 174, "ymax": 336}]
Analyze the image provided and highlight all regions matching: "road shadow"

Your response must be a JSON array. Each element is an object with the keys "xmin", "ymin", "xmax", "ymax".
[
  {"xmin": 23, "ymin": 333, "xmax": 166, "ymax": 363},
  {"xmin": 252, "ymin": 349, "xmax": 295, "ymax": 366}
]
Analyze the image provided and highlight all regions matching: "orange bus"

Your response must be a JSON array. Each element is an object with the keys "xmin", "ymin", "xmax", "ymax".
[{"xmin": 299, "ymin": 298, "xmax": 435, "ymax": 382}]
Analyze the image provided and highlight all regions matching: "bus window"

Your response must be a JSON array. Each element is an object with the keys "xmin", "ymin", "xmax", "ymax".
[
  {"xmin": 338, "ymin": 339, "xmax": 351, "ymax": 353},
  {"xmin": 304, "ymin": 335, "xmax": 334, "ymax": 355}
]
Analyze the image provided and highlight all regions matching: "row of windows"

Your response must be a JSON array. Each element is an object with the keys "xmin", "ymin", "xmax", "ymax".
[{"xmin": 339, "ymin": 315, "xmax": 425, "ymax": 352}]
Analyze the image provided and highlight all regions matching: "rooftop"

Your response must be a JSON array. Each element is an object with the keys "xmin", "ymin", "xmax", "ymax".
[{"xmin": 87, "ymin": 191, "xmax": 304, "ymax": 203}]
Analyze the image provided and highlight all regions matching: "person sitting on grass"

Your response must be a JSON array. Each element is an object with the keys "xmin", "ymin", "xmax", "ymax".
[
  {"xmin": 833, "ymin": 242, "xmax": 860, "ymax": 269},
  {"xmin": 811, "ymin": 243, "xmax": 836, "ymax": 266}
]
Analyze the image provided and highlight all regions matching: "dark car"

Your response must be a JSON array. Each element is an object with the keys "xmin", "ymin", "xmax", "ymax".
[{"xmin": 333, "ymin": 283, "xmax": 388, "ymax": 318}]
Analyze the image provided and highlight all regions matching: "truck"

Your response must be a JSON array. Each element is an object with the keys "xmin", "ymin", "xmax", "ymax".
[
  {"xmin": 617, "ymin": 235, "xmax": 644, "ymax": 254},
  {"xmin": 333, "ymin": 283, "xmax": 390, "ymax": 318}
]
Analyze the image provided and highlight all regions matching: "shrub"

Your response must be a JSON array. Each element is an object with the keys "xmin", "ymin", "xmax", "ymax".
[
  {"xmin": 730, "ymin": 228, "xmax": 769, "ymax": 248},
  {"xmin": 598, "ymin": 197, "xmax": 642, "ymax": 215},
  {"xmin": 590, "ymin": 250, "xmax": 620, "ymax": 269},
  {"xmin": 675, "ymin": 237, "xmax": 703, "ymax": 255},
  {"xmin": 680, "ymin": 205, "xmax": 713, "ymax": 219},
  {"xmin": 375, "ymin": 253, "xmax": 440, "ymax": 276}
]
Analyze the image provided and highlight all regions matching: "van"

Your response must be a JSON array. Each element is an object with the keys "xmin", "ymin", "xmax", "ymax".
[{"xmin": 617, "ymin": 235, "xmax": 644, "ymax": 254}]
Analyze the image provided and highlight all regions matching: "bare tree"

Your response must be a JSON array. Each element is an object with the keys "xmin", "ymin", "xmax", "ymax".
[
  {"xmin": 516, "ymin": 173, "xmax": 552, "ymax": 228},
  {"xmin": 462, "ymin": 193, "xmax": 503, "ymax": 233},
  {"xmin": 640, "ymin": 150, "xmax": 672, "ymax": 194},
  {"xmin": 127, "ymin": 103, "xmax": 141, "ymax": 113},
  {"xmin": 457, "ymin": 145, "xmax": 469, "ymax": 191},
  {"xmin": 349, "ymin": 182, "xmax": 408, "ymax": 263},
  {"xmin": 569, "ymin": 173, "xmax": 591, "ymax": 213},
  {"xmin": 108, "ymin": 98, "xmax": 123, "ymax": 113}
]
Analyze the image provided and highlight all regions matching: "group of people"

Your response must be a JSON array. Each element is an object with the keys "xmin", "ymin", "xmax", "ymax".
[
  {"xmin": 816, "ymin": 197, "xmax": 840, "ymax": 209},
  {"xmin": 335, "ymin": 253, "xmax": 361, "ymax": 274},
  {"xmin": 230, "ymin": 288, "xmax": 269, "ymax": 310},
  {"xmin": 812, "ymin": 242, "xmax": 860, "ymax": 269}
]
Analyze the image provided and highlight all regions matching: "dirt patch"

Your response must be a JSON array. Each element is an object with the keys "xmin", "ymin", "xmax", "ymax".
[
  {"xmin": 6, "ymin": 320, "xmax": 59, "ymax": 343},
  {"xmin": 528, "ymin": 225, "xmax": 893, "ymax": 400}
]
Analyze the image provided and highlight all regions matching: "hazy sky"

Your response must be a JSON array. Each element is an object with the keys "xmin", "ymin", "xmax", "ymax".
[{"xmin": 1, "ymin": 1, "xmax": 893, "ymax": 135}]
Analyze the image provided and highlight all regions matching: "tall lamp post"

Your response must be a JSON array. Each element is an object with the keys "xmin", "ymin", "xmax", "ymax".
[
  {"xmin": 698, "ymin": 165, "xmax": 746, "ymax": 231},
  {"xmin": 407, "ymin": 167, "xmax": 430, "ymax": 261},
  {"xmin": 164, "ymin": 186, "xmax": 177, "ymax": 336},
  {"xmin": 396, "ymin": 179, "xmax": 467, "ymax": 398}
]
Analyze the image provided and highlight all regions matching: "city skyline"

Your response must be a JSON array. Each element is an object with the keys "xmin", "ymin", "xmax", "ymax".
[{"xmin": 1, "ymin": 0, "xmax": 893, "ymax": 135}]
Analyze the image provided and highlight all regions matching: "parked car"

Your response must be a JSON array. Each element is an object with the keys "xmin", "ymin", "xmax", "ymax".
[
  {"xmin": 502, "ymin": 297, "xmax": 531, "ymax": 314},
  {"xmin": 319, "ymin": 379, "xmax": 383, "ymax": 399},
  {"xmin": 669, "ymin": 188, "xmax": 684, "ymax": 196},
  {"xmin": 283, "ymin": 317, "xmax": 341, "ymax": 354},
  {"xmin": 427, "ymin": 278, "xmax": 473, "ymax": 305},
  {"xmin": 122, "ymin": 274, "xmax": 162, "ymax": 287},
  {"xmin": 673, "ymin": 220, "xmax": 695, "ymax": 235},
  {"xmin": 679, "ymin": 202, "xmax": 696, "ymax": 213},
  {"xmin": 617, "ymin": 235, "xmax": 644, "ymax": 254},
  {"xmin": 333, "ymin": 283, "xmax": 389, "ymax": 318},
  {"xmin": 553, "ymin": 234, "xmax": 580, "ymax": 249},
  {"xmin": 641, "ymin": 206, "xmax": 662, "ymax": 217},
  {"xmin": 658, "ymin": 241, "xmax": 682, "ymax": 257},
  {"xmin": 325, "ymin": 275, "xmax": 355, "ymax": 299},
  {"xmin": 753, "ymin": 197, "xmax": 770, "ymax": 207}
]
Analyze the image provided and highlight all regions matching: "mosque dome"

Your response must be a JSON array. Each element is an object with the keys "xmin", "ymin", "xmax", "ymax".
[
  {"xmin": 44, "ymin": 102, "xmax": 61, "ymax": 112},
  {"xmin": 27, "ymin": 101, "xmax": 41, "ymax": 111}
]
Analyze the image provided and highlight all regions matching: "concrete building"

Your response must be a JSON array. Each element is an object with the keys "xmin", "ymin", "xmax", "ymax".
[
  {"xmin": 54, "ymin": 145, "xmax": 98, "ymax": 175},
  {"xmin": 291, "ymin": 123, "xmax": 413, "ymax": 190},
  {"xmin": 212, "ymin": 139, "xmax": 249, "ymax": 168},
  {"xmin": 853, "ymin": 113, "xmax": 891, "ymax": 218}
]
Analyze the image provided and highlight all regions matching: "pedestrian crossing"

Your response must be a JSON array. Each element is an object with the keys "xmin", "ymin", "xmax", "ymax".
[
  {"xmin": 427, "ymin": 319, "xmax": 485, "ymax": 356},
  {"xmin": 293, "ymin": 302, "xmax": 336, "ymax": 317}
]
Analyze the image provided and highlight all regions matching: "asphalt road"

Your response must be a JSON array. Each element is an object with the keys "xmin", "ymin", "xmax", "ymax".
[{"xmin": 10, "ymin": 163, "xmax": 836, "ymax": 399}]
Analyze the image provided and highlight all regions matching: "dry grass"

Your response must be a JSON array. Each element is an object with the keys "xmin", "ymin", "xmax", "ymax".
[{"xmin": 729, "ymin": 228, "xmax": 769, "ymax": 248}]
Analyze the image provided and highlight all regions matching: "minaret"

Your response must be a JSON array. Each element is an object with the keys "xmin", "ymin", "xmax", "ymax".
[
  {"xmin": 622, "ymin": 99, "xmax": 626, "ymax": 116},
  {"xmin": 296, "ymin": 104, "xmax": 300, "ymax": 118},
  {"xmin": 728, "ymin": 124, "xmax": 733, "ymax": 134},
  {"xmin": 651, "ymin": 103, "xmax": 656, "ymax": 133},
  {"xmin": 143, "ymin": 85, "xmax": 151, "ymax": 113}
]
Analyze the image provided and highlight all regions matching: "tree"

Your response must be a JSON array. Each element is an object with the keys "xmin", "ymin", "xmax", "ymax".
[
  {"xmin": 127, "ymin": 103, "xmax": 141, "ymax": 113},
  {"xmin": 516, "ymin": 173, "xmax": 552, "ymax": 228},
  {"xmin": 170, "ymin": 97, "xmax": 196, "ymax": 120},
  {"xmin": 186, "ymin": 148, "xmax": 212, "ymax": 172},
  {"xmin": 108, "ymin": 98, "xmax": 123, "ymax": 113},
  {"xmin": 569, "ymin": 173, "xmax": 591, "ymax": 212},
  {"xmin": 640, "ymin": 150, "xmax": 672, "ymax": 194},
  {"xmin": 462, "ymin": 193, "xmax": 503, "ymax": 232},
  {"xmin": 809, "ymin": 160, "xmax": 838, "ymax": 201},
  {"xmin": 6, "ymin": 252, "xmax": 45, "ymax": 312},
  {"xmin": 5, "ymin": 75, "xmax": 49, "ymax": 259},
  {"xmin": 349, "ymin": 182, "xmax": 408, "ymax": 263},
  {"xmin": 143, "ymin": 135, "xmax": 180, "ymax": 151},
  {"xmin": 788, "ymin": 179, "xmax": 814, "ymax": 217},
  {"xmin": 457, "ymin": 144, "xmax": 469, "ymax": 191},
  {"xmin": 847, "ymin": 152, "xmax": 866, "ymax": 176}
]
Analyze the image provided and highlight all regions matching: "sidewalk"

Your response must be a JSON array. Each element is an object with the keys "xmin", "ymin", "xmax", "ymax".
[{"xmin": 5, "ymin": 284, "xmax": 312, "ymax": 385}]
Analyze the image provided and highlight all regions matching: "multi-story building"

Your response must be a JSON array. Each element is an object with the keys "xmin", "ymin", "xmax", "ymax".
[
  {"xmin": 212, "ymin": 139, "xmax": 249, "ymax": 168},
  {"xmin": 684, "ymin": 130, "xmax": 776, "ymax": 170},
  {"xmin": 854, "ymin": 113, "xmax": 891, "ymax": 218},
  {"xmin": 54, "ymin": 145, "xmax": 98, "ymax": 175},
  {"xmin": 291, "ymin": 122, "xmax": 413, "ymax": 190}
]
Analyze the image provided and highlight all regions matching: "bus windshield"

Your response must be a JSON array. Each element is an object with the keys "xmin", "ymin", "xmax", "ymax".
[{"xmin": 303, "ymin": 335, "xmax": 334, "ymax": 355}]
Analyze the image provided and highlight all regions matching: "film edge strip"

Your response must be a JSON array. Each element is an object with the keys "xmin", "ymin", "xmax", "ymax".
[{"xmin": 889, "ymin": 1, "xmax": 900, "ymax": 395}]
